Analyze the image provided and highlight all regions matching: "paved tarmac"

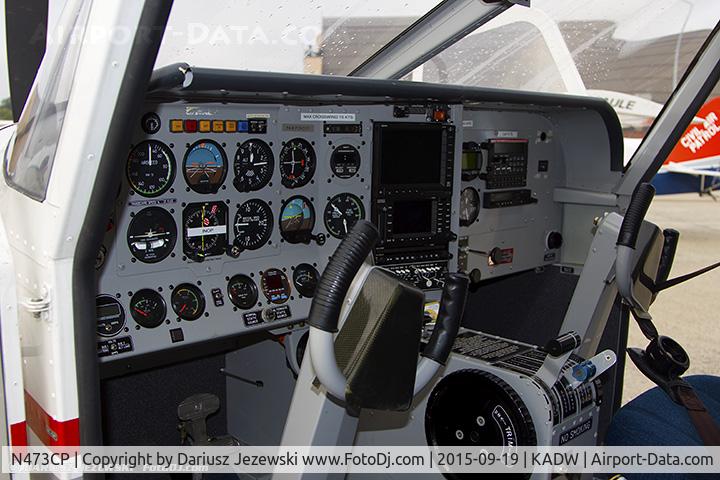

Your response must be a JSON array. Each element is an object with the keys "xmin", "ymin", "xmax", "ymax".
[{"xmin": 622, "ymin": 193, "xmax": 720, "ymax": 403}]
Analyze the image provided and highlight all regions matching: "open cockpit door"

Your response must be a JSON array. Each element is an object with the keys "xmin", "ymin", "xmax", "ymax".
[
  {"xmin": 0, "ymin": 0, "xmax": 171, "ymax": 448},
  {"xmin": 616, "ymin": 22, "xmax": 720, "ymax": 197}
]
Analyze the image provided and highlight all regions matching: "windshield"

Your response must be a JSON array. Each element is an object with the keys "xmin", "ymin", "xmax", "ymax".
[
  {"xmin": 407, "ymin": 0, "xmax": 720, "ymax": 162},
  {"xmin": 156, "ymin": 0, "xmax": 441, "ymax": 76}
]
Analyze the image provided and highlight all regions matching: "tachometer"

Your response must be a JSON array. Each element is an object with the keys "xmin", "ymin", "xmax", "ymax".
[
  {"xmin": 183, "ymin": 140, "xmax": 228, "ymax": 194},
  {"xmin": 279, "ymin": 138, "xmax": 316, "ymax": 188},
  {"xmin": 330, "ymin": 144, "xmax": 361, "ymax": 179},
  {"xmin": 459, "ymin": 187, "xmax": 480, "ymax": 227},
  {"xmin": 96, "ymin": 295, "xmax": 125, "ymax": 337},
  {"xmin": 182, "ymin": 202, "xmax": 228, "ymax": 261},
  {"xmin": 233, "ymin": 199, "xmax": 273, "ymax": 251},
  {"xmin": 323, "ymin": 193, "xmax": 365, "ymax": 239},
  {"xmin": 171, "ymin": 283, "xmax": 205, "ymax": 321},
  {"xmin": 233, "ymin": 139, "xmax": 274, "ymax": 192},
  {"xmin": 227, "ymin": 274, "xmax": 259, "ymax": 310},
  {"xmin": 261, "ymin": 268, "xmax": 291, "ymax": 304},
  {"xmin": 126, "ymin": 207, "xmax": 177, "ymax": 263},
  {"xmin": 127, "ymin": 140, "xmax": 175, "ymax": 197},
  {"xmin": 130, "ymin": 289, "xmax": 166, "ymax": 328},
  {"xmin": 279, "ymin": 196, "xmax": 315, "ymax": 244},
  {"xmin": 293, "ymin": 263, "xmax": 319, "ymax": 298}
]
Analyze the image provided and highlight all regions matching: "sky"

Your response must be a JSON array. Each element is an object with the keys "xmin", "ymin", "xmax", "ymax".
[{"xmin": 0, "ymin": 0, "xmax": 719, "ymax": 102}]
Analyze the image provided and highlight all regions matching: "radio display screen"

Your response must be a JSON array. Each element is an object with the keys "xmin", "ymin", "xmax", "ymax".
[
  {"xmin": 393, "ymin": 200, "xmax": 433, "ymax": 235},
  {"xmin": 378, "ymin": 124, "xmax": 443, "ymax": 186}
]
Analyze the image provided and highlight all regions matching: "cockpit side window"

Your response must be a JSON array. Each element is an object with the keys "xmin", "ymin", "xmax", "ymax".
[{"xmin": 3, "ymin": 0, "xmax": 90, "ymax": 202}]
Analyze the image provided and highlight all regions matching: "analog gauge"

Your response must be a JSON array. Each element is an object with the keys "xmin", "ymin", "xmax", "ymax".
[
  {"xmin": 261, "ymin": 268, "xmax": 291, "ymax": 304},
  {"xmin": 129, "ymin": 289, "xmax": 166, "ymax": 328},
  {"xmin": 227, "ymin": 274, "xmax": 259, "ymax": 309},
  {"xmin": 279, "ymin": 196, "xmax": 315, "ymax": 244},
  {"xmin": 279, "ymin": 138, "xmax": 316, "ymax": 188},
  {"xmin": 127, "ymin": 140, "xmax": 175, "ymax": 197},
  {"xmin": 293, "ymin": 263, "xmax": 319, "ymax": 298},
  {"xmin": 459, "ymin": 187, "xmax": 480, "ymax": 227},
  {"xmin": 233, "ymin": 199, "xmax": 273, "ymax": 251},
  {"xmin": 233, "ymin": 139, "xmax": 274, "ymax": 192},
  {"xmin": 330, "ymin": 144, "xmax": 361, "ymax": 179},
  {"xmin": 182, "ymin": 202, "xmax": 228, "ymax": 261},
  {"xmin": 183, "ymin": 140, "xmax": 228, "ymax": 194},
  {"xmin": 171, "ymin": 283, "xmax": 205, "ymax": 321},
  {"xmin": 96, "ymin": 295, "xmax": 125, "ymax": 337},
  {"xmin": 126, "ymin": 207, "xmax": 177, "ymax": 263},
  {"xmin": 323, "ymin": 193, "xmax": 365, "ymax": 239}
]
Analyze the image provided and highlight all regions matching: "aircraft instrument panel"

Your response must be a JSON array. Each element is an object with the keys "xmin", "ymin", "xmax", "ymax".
[{"xmin": 96, "ymin": 99, "xmax": 573, "ymax": 363}]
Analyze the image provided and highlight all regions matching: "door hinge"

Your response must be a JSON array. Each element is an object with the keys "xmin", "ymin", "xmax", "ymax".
[{"xmin": 21, "ymin": 293, "xmax": 51, "ymax": 317}]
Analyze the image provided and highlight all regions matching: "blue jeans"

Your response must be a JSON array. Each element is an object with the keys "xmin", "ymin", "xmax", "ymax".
[{"xmin": 605, "ymin": 375, "xmax": 720, "ymax": 479}]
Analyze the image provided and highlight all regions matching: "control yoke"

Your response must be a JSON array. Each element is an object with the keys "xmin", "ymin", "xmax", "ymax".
[{"xmin": 307, "ymin": 220, "xmax": 469, "ymax": 402}]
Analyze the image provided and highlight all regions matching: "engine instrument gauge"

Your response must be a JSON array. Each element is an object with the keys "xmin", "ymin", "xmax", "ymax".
[
  {"xmin": 96, "ymin": 295, "xmax": 125, "ymax": 337},
  {"xmin": 126, "ymin": 207, "xmax": 177, "ymax": 263},
  {"xmin": 233, "ymin": 199, "xmax": 273, "ymax": 251},
  {"xmin": 330, "ymin": 144, "xmax": 361, "ymax": 178},
  {"xmin": 293, "ymin": 263, "xmax": 319, "ymax": 298},
  {"xmin": 182, "ymin": 202, "xmax": 228, "ymax": 260},
  {"xmin": 323, "ymin": 193, "xmax": 365, "ymax": 239},
  {"xmin": 233, "ymin": 139, "xmax": 274, "ymax": 192},
  {"xmin": 130, "ymin": 289, "xmax": 166, "ymax": 328},
  {"xmin": 279, "ymin": 138, "xmax": 316, "ymax": 188},
  {"xmin": 227, "ymin": 274, "xmax": 259, "ymax": 309},
  {"xmin": 183, "ymin": 140, "xmax": 228, "ymax": 194},
  {"xmin": 261, "ymin": 268, "xmax": 291, "ymax": 304},
  {"xmin": 171, "ymin": 283, "xmax": 205, "ymax": 321},
  {"xmin": 279, "ymin": 196, "xmax": 315, "ymax": 244},
  {"xmin": 459, "ymin": 187, "xmax": 480, "ymax": 227},
  {"xmin": 127, "ymin": 140, "xmax": 175, "ymax": 197}
]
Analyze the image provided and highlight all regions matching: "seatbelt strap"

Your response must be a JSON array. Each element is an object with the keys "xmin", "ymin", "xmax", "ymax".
[{"xmin": 673, "ymin": 382, "xmax": 720, "ymax": 446}]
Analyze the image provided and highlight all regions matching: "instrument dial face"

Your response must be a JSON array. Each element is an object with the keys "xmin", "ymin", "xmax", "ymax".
[
  {"xmin": 279, "ymin": 138, "xmax": 316, "ymax": 188},
  {"xmin": 127, "ymin": 140, "xmax": 175, "ymax": 197},
  {"xmin": 323, "ymin": 193, "xmax": 365, "ymax": 239},
  {"xmin": 293, "ymin": 263, "xmax": 319, "ymax": 298},
  {"xmin": 279, "ymin": 196, "xmax": 315, "ymax": 244},
  {"xmin": 233, "ymin": 139, "xmax": 274, "ymax": 192},
  {"xmin": 261, "ymin": 268, "xmax": 291, "ymax": 304},
  {"xmin": 227, "ymin": 274, "xmax": 259, "ymax": 310},
  {"xmin": 183, "ymin": 140, "xmax": 228, "ymax": 194},
  {"xmin": 130, "ymin": 289, "xmax": 166, "ymax": 328},
  {"xmin": 459, "ymin": 187, "xmax": 480, "ymax": 227},
  {"xmin": 96, "ymin": 295, "xmax": 125, "ymax": 337},
  {"xmin": 126, "ymin": 207, "xmax": 177, "ymax": 263},
  {"xmin": 330, "ymin": 144, "xmax": 361, "ymax": 179},
  {"xmin": 182, "ymin": 202, "xmax": 228, "ymax": 261},
  {"xmin": 171, "ymin": 283, "xmax": 205, "ymax": 321},
  {"xmin": 234, "ymin": 199, "xmax": 273, "ymax": 251}
]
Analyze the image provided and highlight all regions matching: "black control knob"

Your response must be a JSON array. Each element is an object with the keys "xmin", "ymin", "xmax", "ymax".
[
  {"xmin": 547, "ymin": 231, "xmax": 563, "ymax": 250},
  {"xmin": 469, "ymin": 268, "xmax": 482, "ymax": 284},
  {"xmin": 489, "ymin": 247, "xmax": 503, "ymax": 265}
]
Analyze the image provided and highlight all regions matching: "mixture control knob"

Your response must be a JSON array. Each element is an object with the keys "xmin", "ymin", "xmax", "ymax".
[{"xmin": 546, "ymin": 231, "xmax": 563, "ymax": 250}]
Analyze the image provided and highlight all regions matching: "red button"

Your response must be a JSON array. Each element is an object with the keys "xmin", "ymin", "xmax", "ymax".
[{"xmin": 184, "ymin": 119, "xmax": 198, "ymax": 132}]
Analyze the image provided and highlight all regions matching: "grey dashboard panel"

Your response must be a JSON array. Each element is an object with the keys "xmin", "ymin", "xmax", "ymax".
[
  {"xmin": 458, "ymin": 109, "xmax": 566, "ymax": 280},
  {"xmin": 94, "ymin": 69, "xmax": 623, "ymax": 364},
  {"xmin": 96, "ymin": 102, "xmax": 460, "ymax": 362}
]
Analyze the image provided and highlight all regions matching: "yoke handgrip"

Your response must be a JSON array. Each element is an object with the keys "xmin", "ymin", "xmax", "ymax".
[
  {"xmin": 656, "ymin": 229, "xmax": 680, "ymax": 284},
  {"xmin": 307, "ymin": 220, "xmax": 379, "ymax": 333},
  {"xmin": 617, "ymin": 183, "xmax": 655, "ymax": 249},
  {"xmin": 422, "ymin": 273, "xmax": 469, "ymax": 365}
]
